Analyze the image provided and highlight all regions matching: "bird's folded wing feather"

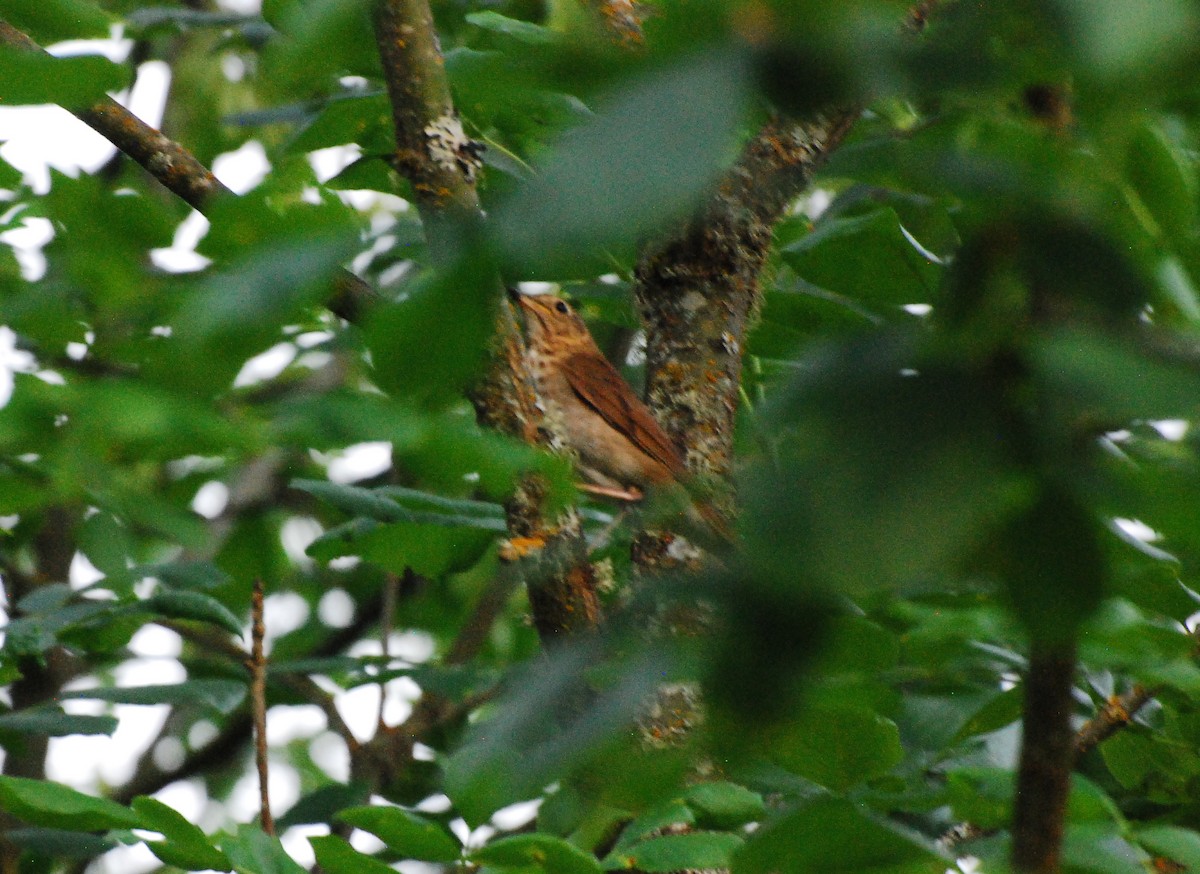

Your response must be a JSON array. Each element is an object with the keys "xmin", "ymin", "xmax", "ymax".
[{"xmin": 562, "ymin": 352, "xmax": 686, "ymax": 478}]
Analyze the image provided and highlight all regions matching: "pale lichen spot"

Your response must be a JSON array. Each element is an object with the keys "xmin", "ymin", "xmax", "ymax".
[
  {"xmin": 680, "ymin": 291, "xmax": 706, "ymax": 315},
  {"xmin": 424, "ymin": 114, "xmax": 483, "ymax": 182}
]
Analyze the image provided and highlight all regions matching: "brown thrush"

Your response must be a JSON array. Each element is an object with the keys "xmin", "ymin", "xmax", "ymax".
[{"xmin": 511, "ymin": 289, "xmax": 686, "ymax": 499}]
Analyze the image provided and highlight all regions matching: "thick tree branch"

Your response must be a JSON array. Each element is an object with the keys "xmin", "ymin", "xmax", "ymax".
[
  {"xmin": 1012, "ymin": 639, "xmax": 1077, "ymax": 874},
  {"xmin": 371, "ymin": 0, "xmax": 485, "ymax": 257},
  {"xmin": 632, "ymin": 112, "xmax": 857, "ymax": 559},
  {"xmin": 370, "ymin": 0, "xmax": 599, "ymax": 639}
]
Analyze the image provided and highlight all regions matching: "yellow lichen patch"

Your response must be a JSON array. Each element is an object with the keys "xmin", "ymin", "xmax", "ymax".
[{"xmin": 499, "ymin": 535, "xmax": 545, "ymax": 561}]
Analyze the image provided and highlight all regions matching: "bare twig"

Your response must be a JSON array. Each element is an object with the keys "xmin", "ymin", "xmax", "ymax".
[
  {"xmin": 377, "ymin": 571, "xmax": 400, "ymax": 731},
  {"xmin": 247, "ymin": 580, "xmax": 274, "ymax": 836},
  {"xmin": 1073, "ymin": 684, "xmax": 1154, "ymax": 758}
]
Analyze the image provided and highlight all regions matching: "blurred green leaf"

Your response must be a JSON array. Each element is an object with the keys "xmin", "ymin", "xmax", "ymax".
[
  {"xmin": 1137, "ymin": 825, "xmax": 1200, "ymax": 869},
  {"xmin": 732, "ymin": 797, "xmax": 946, "ymax": 874},
  {"xmin": 493, "ymin": 50, "xmax": 750, "ymax": 276},
  {"xmin": 218, "ymin": 824, "xmax": 307, "ymax": 874},
  {"xmin": 472, "ymin": 833, "xmax": 600, "ymax": 874},
  {"xmin": 772, "ymin": 704, "xmax": 903, "ymax": 792},
  {"xmin": 996, "ymin": 486, "xmax": 1107, "ymax": 641},
  {"xmin": 683, "ymin": 782, "xmax": 765, "ymax": 830},
  {"xmin": 0, "ymin": 709, "xmax": 117, "ymax": 737},
  {"xmin": 144, "ymin": 590, "xmax": 243, "ymax": 636},
  {"xmin": 309, "ymin": 835, "xmax": 395, "ymax": 874},
  {"xmin": 609, "ymin": 832, "xmax": 742, "ymax": 873},
  {"xmin": 1126, "ymin": 122, "xmax": 1198, "ymax": 242},
  {"xmin": 1030, "ymin": 327, "xmax": 1200, "ymax": 425},
  {"xmin": 952, "ymin": 686, "xmax": 1024, "ymax": 742},
  {"xmin": 276, "ymin": 782, "xmax": 370, "ymax": 830},
  {"xmin": 5, "ymin": 828, "xmax": 117, "ymax": 859},
  {"xmin": 133, "ymin": 797, "xmax": 232, "ymax": 872},
  {"xmin": 0, "ymin": 776, "xmax": 139, "ymax": 831},
  {"xmin": 0, "ymin": 49, "xmax": 127, "ymax": 106},
  {"xmin": 363, "ymin": 264, "xmax": 497, "ymax": 406},
  {"xmin": 337, "ymin": 805, "xmax": 460, "ymax": 862},
  {"xmin": 782, "ymin": 208, "xmax": 942, "ymax": 306},
  {"xmin": 287, "ymin": 93, "xmax": 393, "ymax": 154},
  {"xmin": 260, "ymin": 0, "xmax": 379, "ymax": 93},
  {"xmin": 0, "ymin": 0, "xmax": 112, "ymax": 40},
  {"xmin": 741, "ymin": 335, "xmax": 1030, "ymax": 596},
  {"xmin": 63, "ymin": 679, "xmax": 245, "ymax": 713},
  {"xmin": 466, "ymin": 11, "xmax": 558, "ymax": 45}
]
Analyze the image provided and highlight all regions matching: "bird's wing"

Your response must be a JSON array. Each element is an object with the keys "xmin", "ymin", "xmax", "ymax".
[{"xmin": 561, "ymin": 352, "xmax": 686, "ymax": 479}]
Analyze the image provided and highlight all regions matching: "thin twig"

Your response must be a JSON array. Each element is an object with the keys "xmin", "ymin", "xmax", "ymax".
[
  {"xmin": 377, "ymin": 571, "xmax": 399, "ymax": 732},
  {"xmin": 247, "ymin": 580, "xmax": 274, "ymax": 836}
]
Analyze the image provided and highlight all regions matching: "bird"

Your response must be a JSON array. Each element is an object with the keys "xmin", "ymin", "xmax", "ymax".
[{"xmin": 510, "ymin": 289, "xmax": 732, "ymax": 544}]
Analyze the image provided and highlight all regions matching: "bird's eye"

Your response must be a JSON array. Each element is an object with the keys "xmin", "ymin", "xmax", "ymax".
[{"xmin": 555, "ymin": 301, "xmax": 569, "ymax": 314}]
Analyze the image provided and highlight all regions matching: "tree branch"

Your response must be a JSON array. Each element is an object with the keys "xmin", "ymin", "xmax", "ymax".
[
  {"xmin": 370, "ymin": 0, "xmax": 599, "ymax": 640},
  {"xmin": 371, "ymin": 0, "xmax": 485, "ymax": 257},
  {"xmin": 1012, "ymin": 639, "xmax": 1077, "ymax": 874}
]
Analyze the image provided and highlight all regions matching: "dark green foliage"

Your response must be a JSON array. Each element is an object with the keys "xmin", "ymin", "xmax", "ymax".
[{"xmin": 1, "ymin": 1, "xmax": 1200, "ymax": 873}]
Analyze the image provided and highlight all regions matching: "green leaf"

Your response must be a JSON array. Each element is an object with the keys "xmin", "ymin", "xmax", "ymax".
[
  {"xmin": 0, "ymin": 0, "xmax": 113, "ymax": 41},
  {"xmin": 472, "ymin": 834, "xmax": 601, "ymax": 874},
  {"xmin": 742, "ymin": 335, "xmax": 1031, "ymax": 597},
  {"xmin": 0, "ymin": 48, "xmax": 126, "ymax": 106},
  {"xmin": 952, "ymin": 686, "xmax": 1024, "ymax": 742},
  {"xmin": 139, "ymin": 561, "xmax": 231, "ymax": 591},
  {"xmin": 0, "ymin": 709, "xmax": 117, "ymax": 737},
  {"xmin": 609, "ymin": 832, "xmax": 742, "ymax": 872},
  {"xmin": 261, "ymin": 0, "xmax": 379, "ymax": 93},
  {"xmin": 338, "ymin": 805, "xmax": 460, "ymax": 862},
  {"xmin": 493, "ymin": 51, "xmax": 750, "ymax": 276},
  {"xmin": 62, "ymin": 679, "xmax": 246, "ymax": 713},
  {"xmin": 76, "ymin": 512, "xmax": 131, "ymax": 578},
  {"xmin": 732, "ymin": 797, "xmax": 946, "ymax": 874},
  {"xmin": 466, "ymin": 11, "xmax": 558, "ymax": 44},
  {"xmin": 772, "ymin": 705, "xmax": 903, "ymax": 792},
  {"xmin": 782, "ymin": 209, "xmax": 943, "ymax": 306},
  {"xmin": 683, "ymin": 782, "xmax": 765, "ymax": 830},
  {"xmin": 218, "ymin": 824, "xmax": 307, "ymax": 874},
  {"xmin": 1060, "ymin": 824, "xmax": 1147, "ymax": 874},
  {"xmin": 946, "ymin": 768, "xmax": 1012, "ymax": 829},
  {"xmin": 1101, "ymin": 730, "xmax": 1197, "ymax": 793},
  {"xmin": 161, "ymin": 231, "xmax": 359, "ymax": 393},
  {"xmin": 287, "ymin": 93, "xmax": 393, "ymax": 154},
  {"xmin": 276, "ymin": 782, "xmax": 370, "ymax": 830},
  {"xmin": 0, "ymin": 775, "xmax": 140, "ymax": 831},
  {"xmin": 133, "ymin": 797, "xmax": 232, "ymax": 872},
  {"xmin": 1031, "ymin": 326, "xmax": 1200, "ymax": 424},
  {"xmin": 997, "ymin": 486, "xmax": 1106, "ymax": 641},
  {"xmin": 1138, "ymin": 825, "xmax": 1200, "ymax": 869},
  {"xmin": 608, "ymin": 802, "xmax": 695, "ymax": 855},
  {"xmin": 6, "ymin": 827, "xmax": 117, "ymax": 858},
  {"xmin": 308, "ymin": 519, "xmax": 497, "ymax": 577},
  {"xmin": 293, "ymin": 480, "xmax": 506, "ymax": 530},
  {"xmin": 1127, "ymin": 121, "xmax": 1198, "ymax": 242},
  {"xmin": 144, "ymin": 590, "xmax": 243, "ymax": 636},
  {"xmin": 309, "ymin": 835, "xmax": 395, "ymax": 874}
]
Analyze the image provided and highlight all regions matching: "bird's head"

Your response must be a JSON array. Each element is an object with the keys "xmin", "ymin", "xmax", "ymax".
[{"xmin": 510, "ymin": 290, "xmax": 594, "ymax": 356}]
